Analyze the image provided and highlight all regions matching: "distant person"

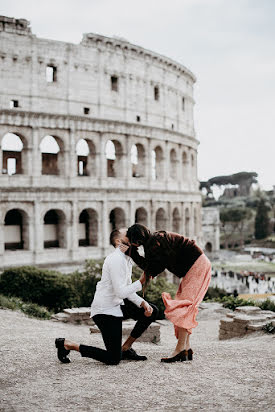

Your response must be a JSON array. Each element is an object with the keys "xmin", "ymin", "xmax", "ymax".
[
  {"xmin": 125, "ymin": 224, "xmax": 211, "ymax": 363},
  {"xmin": 55, "ymin": 228, "xmax": 158, "ymax": 365}
]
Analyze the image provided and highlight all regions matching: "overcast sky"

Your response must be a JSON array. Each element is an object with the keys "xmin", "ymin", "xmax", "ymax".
[{"xmin": 1, "ymin": 0, "xmax": 274, "ymax": 189}]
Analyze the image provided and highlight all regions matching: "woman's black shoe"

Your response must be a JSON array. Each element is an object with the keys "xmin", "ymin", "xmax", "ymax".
[
  {"xmin": 55, "ymin": 338, "xmax": 71, "ymax": 363},
  {"xmin": 161, "ymin": 350, "xmax": 187, "ymax": 363},
  {"xmin": 187, "ymin": 348, "xmax": 193, "ymax": 360}
]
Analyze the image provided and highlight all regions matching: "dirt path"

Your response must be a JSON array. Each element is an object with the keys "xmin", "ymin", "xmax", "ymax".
[{"xmin": 0, "ymin": 306, "xmax": 274, "ymax": 411}]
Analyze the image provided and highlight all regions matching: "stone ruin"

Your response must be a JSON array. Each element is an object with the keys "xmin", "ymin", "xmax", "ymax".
[{"xmin": 219, "ymin": 306, "xmax": 275, "ymax": 340}]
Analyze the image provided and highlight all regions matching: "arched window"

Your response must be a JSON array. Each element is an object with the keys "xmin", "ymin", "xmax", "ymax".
[
  {"xmin": 109, "ymin": 208, "xmax": 126, "ymax": 233},
  {"xmin": 43, "ymin": 209, "xmax": 66, "ymax": 248},
  {"xmin": 4, "ymin": 209, "xmax": 29, "ymax": 250},
  {"xmin": 105, "ymin": 140, "xmax": 123, "ymax": 177},
  {"xmin": 152, "ymin": 146, "xmax": 164, "ymax": 180},
  {"xmin": 172, "ymin": 208, "xmax": 181, "ymax": 233},
  {"xmin": 79, "ymin": 209, "xmax": 98, "ymax": 246},
  {"xmin": 131, "ymin": 143, "xmax": 145, "ymax": 177},
  {"xmin": 1, "ymin": 133, "xmax": 24, "ymax": 175},
  {"xmin": 156, "ymin": 208, "xmax": 167, "ymax": 231},
  {"xmin": 40, "ymin": 135, "xmax": 63, "ymax": 176},
  {"xmin": 170, "ymin": 149, "xmax": 177, "ymax": 179},
  {"xmin": 185, "ymin": 208, "xmax": 190, "ymax": 237},
  {"xmin": 76, "ymin": 139, "xmax": 96, "ymax": 176},
  {"xmin": 205, "ymin": 242, "xmax": 212, "ymax": 253},
  {"xmin": 135, "ymin": 207, "xmax": 148, "ymax": 226}
]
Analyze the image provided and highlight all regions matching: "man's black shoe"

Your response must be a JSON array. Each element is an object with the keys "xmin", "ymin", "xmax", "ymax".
[
  {"xmin": 55, "ymin": 338, "xmax": 71, "ymax": 363},
  {"xmin": 122, "ymin": 348, "xmax": 147, "ymax": 361}
]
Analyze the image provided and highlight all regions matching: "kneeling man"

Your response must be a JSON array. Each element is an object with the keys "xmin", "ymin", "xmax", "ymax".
[{"xmin": 55, "ymin": 228, "xmax": 158, "ymax": 365}]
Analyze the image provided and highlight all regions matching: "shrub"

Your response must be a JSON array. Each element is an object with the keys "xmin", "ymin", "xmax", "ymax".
[
  {"xmin": 207, "ymin": 295, "xmax": 275, "ymax": 313},
  {"xmin": 258, "ymin": 299, "xmax": 275, "ymax": 312},
  {"xmin": 0, "ymin": 266, "xmax": 77, "ymax": 312},
  {"xmin": 69, "ymin": 259, "xmax": 103, "ymax": 307},
  {"xmin": 219, "ymin": 296, "xmax": 256, "ymax": 311},
  {"xmin": 20, "ymin": 302, "xmax": 52, "ymax": 319},
  {"xmin": 0, "ymin": 294, "xmax": 52, "ymax": 319},
  {"xmin": 262, "ymin": 322, "xmax": 275, "ymax": 334},
  {"xmin": 0, "ymin": 294, "xmax": 20, "ymax": 310},
  {"xmin": 204, "ymin": 286, "xmax": 227, "ymax": 300}
]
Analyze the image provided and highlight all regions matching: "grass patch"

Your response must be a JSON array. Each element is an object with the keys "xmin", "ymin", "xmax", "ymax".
[
  {"xmin": 0, "ymin": 294, "xmax": 52, "ymax": 319},
  {"xmin": 206, "ymin": 295, "xmax": 275, "ymax": 312}
]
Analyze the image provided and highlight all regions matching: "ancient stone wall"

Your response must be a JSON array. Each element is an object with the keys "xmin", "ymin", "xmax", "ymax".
[{"xmin": 0, "ymin": 16, "xmax": 202, "ymax": 269}]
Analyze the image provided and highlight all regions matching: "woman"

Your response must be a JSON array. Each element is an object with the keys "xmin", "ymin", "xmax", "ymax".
[{"xmin": 126, "ymin": 223, "xmax": 211, "ymax": 363}]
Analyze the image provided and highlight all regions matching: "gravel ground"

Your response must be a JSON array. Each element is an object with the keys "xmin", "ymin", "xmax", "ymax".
[{"xmin": 0, "ymin": 306, "xmax": 274, "ymax": 412}]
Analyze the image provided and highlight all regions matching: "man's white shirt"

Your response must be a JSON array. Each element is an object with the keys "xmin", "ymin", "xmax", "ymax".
[{"xmin": 90, "ymin": 247, "xmax": 144, "ymax": 318}]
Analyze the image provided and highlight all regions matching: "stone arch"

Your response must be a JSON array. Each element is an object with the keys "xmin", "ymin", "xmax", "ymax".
[
  {"xmin": 78, "ymin": 208, "xmax": 98, "ymax": 246},
  {"xmin": 172, "ymin": 207, "xmax": 181, "ymax": 233},
  {"xmin": 43, "ymin": 209, "xmax": 66, "ymax": 248},
  {"xmin": 105, "ymin": 139, "xmax": 123, "ymax": 177},
  {"xmin": 40, "ymin": 135, "xmax": 65, "ymax": 176},
  {"xmin": 185, "ymin": 208, "xmax": 190, "ymax": 237},
  {"xmin": 135, "ymin": 207, "xmax": 148, "ymax": 226},
  {"xmin": 131, "ymin": 143, "xmax": 145, "ymax": 178},
  {"xmin": 109, "ymin": 207, "xmax": 126, "ymax": 232},
  {"xmin": 156, "ymin": 208, "xmax": 167, "ymax": 230},
  {"xmin": 170, "ymin": 149, "xmax": 177, "ymax": 179},
  {"xmin": 4, "ymin": 208, "xmax": 29, "ymax": 250},
  {"xmin": 152, "ymin": 145, "xmax": 164, "ymax": 180},
  {"xmin": 205, "ymin": 242, "xmax": 212, "ymax": 253},
  {"xmin": 76, "ymin": 138, "xmax": 96, "ymax": 176},
  {"xmin": 1, "ymin": 132, "xmax": 27, "ymax": 175}
]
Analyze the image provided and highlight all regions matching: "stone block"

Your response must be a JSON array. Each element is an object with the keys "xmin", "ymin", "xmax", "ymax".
[
  {"xmin": 235, "ymin": 306, "xmax": 261, "ymax": 314},
  {"xmin": 247, "ymin": 323, "xmax": 267, "ymax": 331},
  {"xmin": 51, "ymin": 312, "xmax": 70, "ymax": 323}
]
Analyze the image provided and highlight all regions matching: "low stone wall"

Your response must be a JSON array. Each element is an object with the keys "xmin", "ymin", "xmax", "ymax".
[
  {"xmin": 219, "ymin": 306, "xmax": 275, "ymax": 340},
  {"xmin": 51, "ymin": 307, "xmax": 94, "ymax": 325},
  {"xmin": 51, "ymin": 307, "xmax": 160, "ymax": 343}
]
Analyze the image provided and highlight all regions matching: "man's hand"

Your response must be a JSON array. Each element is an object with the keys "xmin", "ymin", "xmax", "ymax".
[
  {"xmin": 141, "ymin": 300, "xmax": 153, "ymax": 317},
  {"xmin": 118, "ymin": 241, "xmax": 129, "ymax": 254}
]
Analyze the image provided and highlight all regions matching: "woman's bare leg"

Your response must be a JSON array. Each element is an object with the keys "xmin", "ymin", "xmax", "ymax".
[
  {"xmin": 171, "ymin": 327, "xmax": 188, "ymax": 356},
  {"xmin": 185, "ymin": 333, "xmax": 191, "ymax": 350}
]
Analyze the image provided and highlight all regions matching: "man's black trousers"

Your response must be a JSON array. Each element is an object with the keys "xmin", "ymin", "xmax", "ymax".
[{"xmin": 79, "ymin": 299, "xmax": 158, "ymax": 365}]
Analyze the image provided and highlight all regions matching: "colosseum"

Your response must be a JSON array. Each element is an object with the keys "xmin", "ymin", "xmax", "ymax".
[{"xmin": 0, "ymin": 16, "xmax": 202, "ymax": 270}]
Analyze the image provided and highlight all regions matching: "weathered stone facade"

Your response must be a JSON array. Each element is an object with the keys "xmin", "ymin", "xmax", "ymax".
[
  {"xmin": 202, "ymin": 207, "xmax": 220, "ymax": 254},
  {"xmin": 0, "ymin": 16, "xmax": 202, "ymax": 269}
]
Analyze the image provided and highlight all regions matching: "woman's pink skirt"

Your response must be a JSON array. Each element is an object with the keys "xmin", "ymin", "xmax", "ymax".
[{"xmin": 162, "ymin": 254, "xmax": 211, "ymax": 337}]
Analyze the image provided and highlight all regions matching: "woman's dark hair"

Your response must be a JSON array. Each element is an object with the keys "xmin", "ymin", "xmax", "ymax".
[{"xmin": 126, "ymin": 224, "xmax": 151, "ymax": 245}]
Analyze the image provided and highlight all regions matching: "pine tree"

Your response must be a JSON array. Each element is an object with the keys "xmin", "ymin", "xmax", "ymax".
[{"xmin": 254, "ymin": 199, "xmax": 270, "ymax": 239}]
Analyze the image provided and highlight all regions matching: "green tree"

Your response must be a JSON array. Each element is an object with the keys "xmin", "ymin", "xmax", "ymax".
[
  {"xmin": 220, "ymin": 207, "xmax": 252, "ymax": 248},
  {"xmin": 255, "ymin": 199, "xmax": 270, "ymax": 239}
]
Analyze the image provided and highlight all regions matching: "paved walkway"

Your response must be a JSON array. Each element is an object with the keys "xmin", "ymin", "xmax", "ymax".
[{"xmin": 0, "ymin": 306, "xmax": 274, "ymax": 411}]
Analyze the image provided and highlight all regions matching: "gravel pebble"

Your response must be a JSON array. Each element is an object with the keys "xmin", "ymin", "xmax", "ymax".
[{"xmin": 0, "ymin": 308, "xmax": 274, "ymax": 411}]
